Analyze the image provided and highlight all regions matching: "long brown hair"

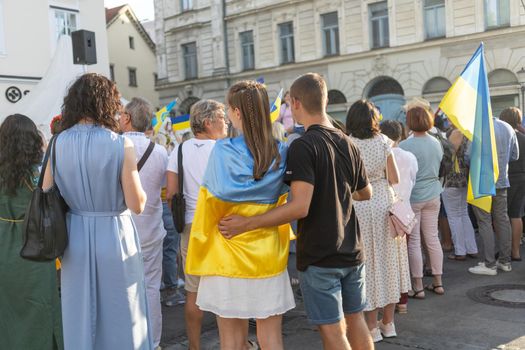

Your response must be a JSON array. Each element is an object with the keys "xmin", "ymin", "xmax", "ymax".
[
  {"xmin": 227, "ymin": 81, "xmax": 280, "ymax": 180},
  {"xmin": 0, "ymin": 114, "xmax": 43, "ymax": 196}
]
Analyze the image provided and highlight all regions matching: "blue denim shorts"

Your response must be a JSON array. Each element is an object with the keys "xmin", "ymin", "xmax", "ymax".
[{"xmin": 299, "ymin": 264, "xmax": 366, "ymax": 325}]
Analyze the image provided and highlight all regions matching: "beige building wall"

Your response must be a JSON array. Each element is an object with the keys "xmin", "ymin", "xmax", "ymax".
[
  {"xmin": 155, "ymin": 0, "xmax": 525, "ymax": 119},
  {"xmin": 107, "ymin": 7, "xmax": 159, "ymax": 107}
]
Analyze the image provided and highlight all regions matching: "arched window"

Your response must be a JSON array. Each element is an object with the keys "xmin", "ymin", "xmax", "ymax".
[
  {"xmin": 365, "ymin": 76, "xmax": 404, "ymax": 98},
  {"xmin": 178, "ymin": 96, "xmax": 201, "ymax": 115},
  {"xmin": 327, "ymin": 89, "xmax": 347, "ymax": 105},
  {"xmin": 488, "ymin": 69, "xmax": 519, "ymax": 87},
  {"xmin": 422, "ymin": 77, "xmax": 451, "ymax": 95}
]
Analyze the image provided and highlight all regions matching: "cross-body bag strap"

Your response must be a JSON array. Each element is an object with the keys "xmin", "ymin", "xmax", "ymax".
[
  {"xmin": 383, "ymin": 137, "xmax": 399, "ymax": 199},
  {"xmin": 37, "ymin": 135, "xmax": 57, "ymax": 189},
  {"xmin": 177, "ymin": 142, "xmax": 184, "ymax": 195},
  {"xmin": 137, "ymin": 142, "xmax": 155, "ymax": 172}
]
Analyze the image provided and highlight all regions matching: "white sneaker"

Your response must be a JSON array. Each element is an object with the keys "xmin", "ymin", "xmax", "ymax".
[
  {"xmin": 379, "ymin": 321, "xmax": 397, "ymax": 338},
  {"xmin": 469, "ymin": 262, "xmax": 497, "ymax": 276},
  {"xmin": 496, "ymin": 262, "xmax": 512, "ymax": 272},
  {"xmin": 370, "ymin": 327, "xmax": 383, "ymax": 343}
]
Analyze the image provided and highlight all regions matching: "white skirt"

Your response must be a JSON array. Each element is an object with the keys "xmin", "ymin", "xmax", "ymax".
[{"xmin": 196, "ymin": 270, "xmax": 296, "ymax": 319}]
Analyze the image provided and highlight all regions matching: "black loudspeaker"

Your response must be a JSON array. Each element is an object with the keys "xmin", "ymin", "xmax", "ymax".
[{"xmin": 71, "ymin": 30, "xmax": 97, "ymax": 65}]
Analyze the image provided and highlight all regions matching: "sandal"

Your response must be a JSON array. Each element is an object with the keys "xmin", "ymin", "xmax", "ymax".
[
  {"xmin": 408, "ymin": 289, "xmax": 425, "ymax": 299},
  {"xmin": 448, "ymin": 254, "xmax": 466, "ymax": 261},
  {"xmin": 426, "ymin": 284, "xmax": 445, "ymax": 295}
]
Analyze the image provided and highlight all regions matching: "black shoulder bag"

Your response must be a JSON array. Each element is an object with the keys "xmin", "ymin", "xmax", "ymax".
[
  {"xmin": 171, "ymin": 142, "xmax": 186, "ymax": 233},
  {"xmin": 20, "ymin": 135, "xmax": 69, "ymax": 261},
  {"xmin": 137, "ymin": 141, "xmax": 155, "ymax": 172}
]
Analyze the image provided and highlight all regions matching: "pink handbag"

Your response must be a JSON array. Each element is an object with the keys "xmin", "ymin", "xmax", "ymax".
[
  {"xmin": 388, "ymin": 197, "xmax": 417, "ymax": 238},
  {"xmin": 384, "ymin": 140, "xmax": 417, "ymax": 238}
]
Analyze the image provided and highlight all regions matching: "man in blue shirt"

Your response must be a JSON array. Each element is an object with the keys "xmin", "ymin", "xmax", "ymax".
[{"xmin": 468, "ymin": 116, "xmax": 519, "ymax": 275}]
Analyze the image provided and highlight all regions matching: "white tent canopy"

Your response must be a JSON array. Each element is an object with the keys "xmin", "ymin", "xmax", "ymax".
[{"xmin": 2, "ymin": 36, "xmax": 84, "ymax": 136}]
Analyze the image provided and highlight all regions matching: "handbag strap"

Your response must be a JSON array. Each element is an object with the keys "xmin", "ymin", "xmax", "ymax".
[
  {"xmin": 177, "ymin": 142, "xmax": 184, "ymax": 195},
  {"xmin": 383, "ymin": 137, "xmax": 400, "ymax": 199},
  {"xmin": 137, "ymin": 142, "xmax": 155, "ymax": 172},
  {"xmin": 37, "ymin": 135, "xmax": 57, "ymax": 189}
]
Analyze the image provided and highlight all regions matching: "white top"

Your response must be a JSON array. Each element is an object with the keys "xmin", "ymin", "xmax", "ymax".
[
  {"xmin": 392, "ymin": 147, "xmax": 418, "ymax": 203},
  {"xmin": 167, "ymin": 138, "xmax": 216, "ymax": 223},
  {"xmin": 125, "ymin": 132, "xmax": 168, "ymax": 247}
]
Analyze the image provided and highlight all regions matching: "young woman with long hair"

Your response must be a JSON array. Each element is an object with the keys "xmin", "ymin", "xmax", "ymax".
[
  {"xmin": 0, "ymin": 114, "xmax": 63, "ymax": 349},
  {"xmin": 186, "ymin": 81, "xmax": 295, "ymax": 350}
]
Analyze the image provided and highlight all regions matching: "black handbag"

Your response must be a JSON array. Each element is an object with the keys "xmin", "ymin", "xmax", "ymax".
[
  {"xmin": 171, "ymin": 142, "xmax": 186, "ymax": 233},
  {"xmin": 20, "ymin": 135, "xmax": 69, "ymax": 261}
]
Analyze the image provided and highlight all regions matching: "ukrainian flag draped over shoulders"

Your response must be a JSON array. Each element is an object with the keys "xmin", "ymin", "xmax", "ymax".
[
  {"xmin": 186, "ymin": 136, "xmax": 292, "ymax": 278},
  {"xmin": 439, "ymin": 43, "xmax": 499, "ymax": 212}
]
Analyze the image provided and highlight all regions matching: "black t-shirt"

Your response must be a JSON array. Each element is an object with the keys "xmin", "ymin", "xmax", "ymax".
[
  {"xmin": 509, "ymin": 131, "xmax": 525, "ymax": 183},
  {"xmin": 284, "ymin": 125, "xmax": 369, "ymax": 271}
]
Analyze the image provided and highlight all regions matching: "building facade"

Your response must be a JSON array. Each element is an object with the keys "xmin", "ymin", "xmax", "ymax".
[
  {"xmin": 106, "ymin": 5, "xmax": 159, "ymax": 107},
  {"xmin": 154, "ymin": 0, "xmax": 525, "ymax": 121},
  {"xmin": 0, "ymin": 0, "xmax": 110, "ymax": 113}
]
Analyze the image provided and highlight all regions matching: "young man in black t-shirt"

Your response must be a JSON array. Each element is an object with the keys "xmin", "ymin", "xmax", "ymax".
[{"xmin": 219, "ymin": 73, "xmax": 373, "ymax": 350}]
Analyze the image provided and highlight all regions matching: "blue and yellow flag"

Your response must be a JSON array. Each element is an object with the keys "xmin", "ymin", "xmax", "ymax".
[
  {"xmin": 270, "ymin": 88, "xmax": 283, "ymax": 123},
  {"xmin": 186, "ymin": 137, "xmax": 292, "ymax": 278},
  {"xmin": 152, "ymin": 100, "xmax": 177, "ymax": 134},
  {"xmin": 439, "ymin": 43, "xmax": 499, "ymax": 212},
  {"xmin": 170, "ymin": 114, "xmax": 190, "ymax": 132}
]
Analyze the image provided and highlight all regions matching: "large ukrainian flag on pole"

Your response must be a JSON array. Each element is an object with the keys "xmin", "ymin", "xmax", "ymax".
[
  {"xmin": 186, "ymin": 137, "xmax": 292, "ymax": 278},
  {"xmin": 439, "ymin": 43, "xmax": 499, "ymax": 212}
]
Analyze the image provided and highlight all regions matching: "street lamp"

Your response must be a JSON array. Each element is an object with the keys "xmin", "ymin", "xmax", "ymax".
[{"xmin": 517, "ymin": 67, "xmax": 525, "ymax": 113}]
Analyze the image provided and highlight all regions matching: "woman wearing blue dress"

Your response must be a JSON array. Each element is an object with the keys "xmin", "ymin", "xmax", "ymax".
[{"xmin": 42, "ymin": 73, "xmax": 152, "ymax": 350}]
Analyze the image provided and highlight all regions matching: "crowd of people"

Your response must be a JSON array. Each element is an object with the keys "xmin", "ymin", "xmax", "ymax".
[{"xmin": 0, "ymin": 71, "xmax": 524, "ymax": 350}]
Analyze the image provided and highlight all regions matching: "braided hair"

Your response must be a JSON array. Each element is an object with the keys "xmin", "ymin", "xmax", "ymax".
[{"xmin": 227, "ymin": 81, "xmax": 281, "ymax": 180}]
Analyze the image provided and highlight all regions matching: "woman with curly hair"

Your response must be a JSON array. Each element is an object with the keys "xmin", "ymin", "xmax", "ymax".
[
  {"xmin": 0, "ymin": 114, "xmax": 63, "ymax": 349},
  {"xmin": 41, "ymin": 73, "xmax": 152, "ymax": 349}
]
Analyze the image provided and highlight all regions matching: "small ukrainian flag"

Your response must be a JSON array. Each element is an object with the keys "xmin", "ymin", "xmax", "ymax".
[{"xmin": 270, "ymin": 88, "xmax": 283, "ymax": 123}]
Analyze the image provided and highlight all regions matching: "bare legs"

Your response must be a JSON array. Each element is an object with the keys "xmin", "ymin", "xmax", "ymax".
[
  {"xmin": 216, "ymin": 315, "xmax": 283, "ymax": 350},
  {"xmin": 185, "ymin": 292, "xmax": 204, "ymax": 350},
  {"xmin": 511, "ymin": 218, "xmax": 523, "ymax": 259},
  {"xmin": 317, "ymin": 312, "xmax": 373, "ymax": 350}
]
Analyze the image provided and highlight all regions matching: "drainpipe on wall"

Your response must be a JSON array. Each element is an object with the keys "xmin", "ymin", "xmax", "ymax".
[{"xmin": 222, "ymin": 0, "xmax": 231, "ymax": 88}]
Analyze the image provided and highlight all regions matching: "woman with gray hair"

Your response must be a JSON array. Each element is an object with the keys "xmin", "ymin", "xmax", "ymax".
[
  {"xmin": 119, "ymin": 96, "xmax": 169, "ymax": 349},
  {"xmin": 166, "ymin": 99, "xmax": 229, "ymax": 350}
]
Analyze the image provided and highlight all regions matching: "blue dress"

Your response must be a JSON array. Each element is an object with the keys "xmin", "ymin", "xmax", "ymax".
[{"xmin": 54, "ymin": 124, "xmax": 153, "ymax": 350}]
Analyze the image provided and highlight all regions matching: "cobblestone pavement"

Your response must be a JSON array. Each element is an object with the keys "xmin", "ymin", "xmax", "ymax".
[{"xmin": 161, "ymin": 243, "xmax": 525, "ymax": 350}]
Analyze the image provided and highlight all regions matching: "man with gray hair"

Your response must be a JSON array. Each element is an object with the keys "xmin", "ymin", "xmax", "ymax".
[
  {"xmin": 166, "ymin": 99, "xmax": 229, "ymax": 350},
  {"xmin": 120, "ymin": 97, "xmax": 168, "ymax": 348}
]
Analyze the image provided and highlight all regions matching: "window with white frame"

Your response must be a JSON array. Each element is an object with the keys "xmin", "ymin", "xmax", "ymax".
[
  {"xmin": 321, "ymin": 12, "xmax": 339, "ymax": 56},
  {"xmin": 369, "ymin": 2, "xmax": 389, "ymax": 49},
  {"xmin": 485, "ymin": 0, "xmax": 510, "ymax": 29},
  {"xmin": 240, "ymin": 31, "xmax": 255, "ymax": 71},
  {"xmin": 182, "ymin": 42, "xmax": 198, "ymax": 79},
  {"xmin": 180, "ymin": 0, "xmax": 192, "ymax": 12},
  {"xmin": 54, "ymin": 8, "xmax": 77, "ymax": 39},
  {"xmin": 424, "ymin": 0, "xmax": 445, "ymax": 39},
  {"xmin": 279, "ymin": 22, "xmax": 295, "ymax": 64}
]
